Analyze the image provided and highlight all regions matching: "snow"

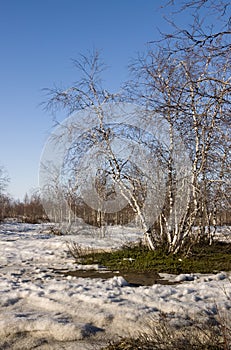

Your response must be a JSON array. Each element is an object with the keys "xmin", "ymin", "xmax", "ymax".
[{"xmin": 0, "ymin": 221, "xmax": 231, "ymax": 349}]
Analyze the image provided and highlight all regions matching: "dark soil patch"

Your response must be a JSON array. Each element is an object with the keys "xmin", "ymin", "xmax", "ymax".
[{"xmin": 54, "ymin": 269, "xmax": 178, "ymax": 286}]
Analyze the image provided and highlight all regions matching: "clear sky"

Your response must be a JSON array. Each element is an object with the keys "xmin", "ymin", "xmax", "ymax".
[{"xmin": 0, "ymin": 0, "xmax": 199, "ymax": 200}]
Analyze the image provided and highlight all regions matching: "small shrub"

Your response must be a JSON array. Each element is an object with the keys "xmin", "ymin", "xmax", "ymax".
[{"xmin": 66, "ymin": 241, "xmax": 104, "ymax": 263}]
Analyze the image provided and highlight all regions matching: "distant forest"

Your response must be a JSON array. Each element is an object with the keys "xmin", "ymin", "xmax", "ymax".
[{"xmin": 0, "ymin": 192, "xmax": 230, "ymax": 227}]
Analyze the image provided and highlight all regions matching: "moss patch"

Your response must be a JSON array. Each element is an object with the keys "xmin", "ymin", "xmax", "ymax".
[{"xmin": 77, "ymin": 241, "xmax": 231, "ymax": 274}]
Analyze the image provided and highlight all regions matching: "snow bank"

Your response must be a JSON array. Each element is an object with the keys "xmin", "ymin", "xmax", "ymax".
[{"xmin": 0, "ymin": 222, "xmax": 230, "ymax": 349}]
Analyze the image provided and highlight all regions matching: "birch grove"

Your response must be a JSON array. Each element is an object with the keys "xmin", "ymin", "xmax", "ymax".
[
  {"xmin": 42, "ymin": 1, "xmax": 230, "ymax": 253},
  {"xmin": 125, "ymin": 1, "xmax": 231, "ymax": 252}
]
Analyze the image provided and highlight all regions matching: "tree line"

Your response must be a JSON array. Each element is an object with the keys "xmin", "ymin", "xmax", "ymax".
[{"xmin": 0, "ymin": 191, "xmax": 48, "ymax": 223}]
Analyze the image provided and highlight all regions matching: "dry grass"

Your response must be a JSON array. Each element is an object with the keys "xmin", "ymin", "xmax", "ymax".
[
  {"xmin": 66, "ymin": 241, "xmax": 95, "ymax": 262},
  {"xmin": 102, "ymin": 311, "xmax": 231, "ymax": 350},
  {"xmin": 66, "ymin": 241, "xmax": 113, "ymax": 263}
]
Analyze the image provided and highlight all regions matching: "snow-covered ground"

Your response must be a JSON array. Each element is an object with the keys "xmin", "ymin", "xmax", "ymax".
[{"xmin": 0, "ymin": 221, "xmax": 230, "ymax": 349}]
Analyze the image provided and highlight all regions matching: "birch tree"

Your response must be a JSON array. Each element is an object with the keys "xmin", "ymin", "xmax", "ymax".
[
  {"xmin": 0, "ymin": 166, "xmax": 9, "ymax": 195},
  {"xmin": 125, "ymin": 1, "xmax": 231, "ymax": 253},
  {"xmin": 0, "ymin": 166, "xmax": 10, "ymax": 221},
  {"xmin": 43, "ymin": 51, "xmax": 162, "ymax": 249}
]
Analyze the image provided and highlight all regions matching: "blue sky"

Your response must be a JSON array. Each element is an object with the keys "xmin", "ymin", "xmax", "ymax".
[{"xmin": 0, "ymin": 0, "xmax": 201, "ymax": 200}]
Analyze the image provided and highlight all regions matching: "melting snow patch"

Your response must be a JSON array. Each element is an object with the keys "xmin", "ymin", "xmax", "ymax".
[
  {"xmin": 0, "ymin": 222, "xmax": 230, "ymax": 349},
  {"xmin": 110, "ymin": 276, "xmax": 130, "ymax": 287},
  {"xmin": 174, "ymin": 274, "xmax": 196, "ymax": 282}
]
